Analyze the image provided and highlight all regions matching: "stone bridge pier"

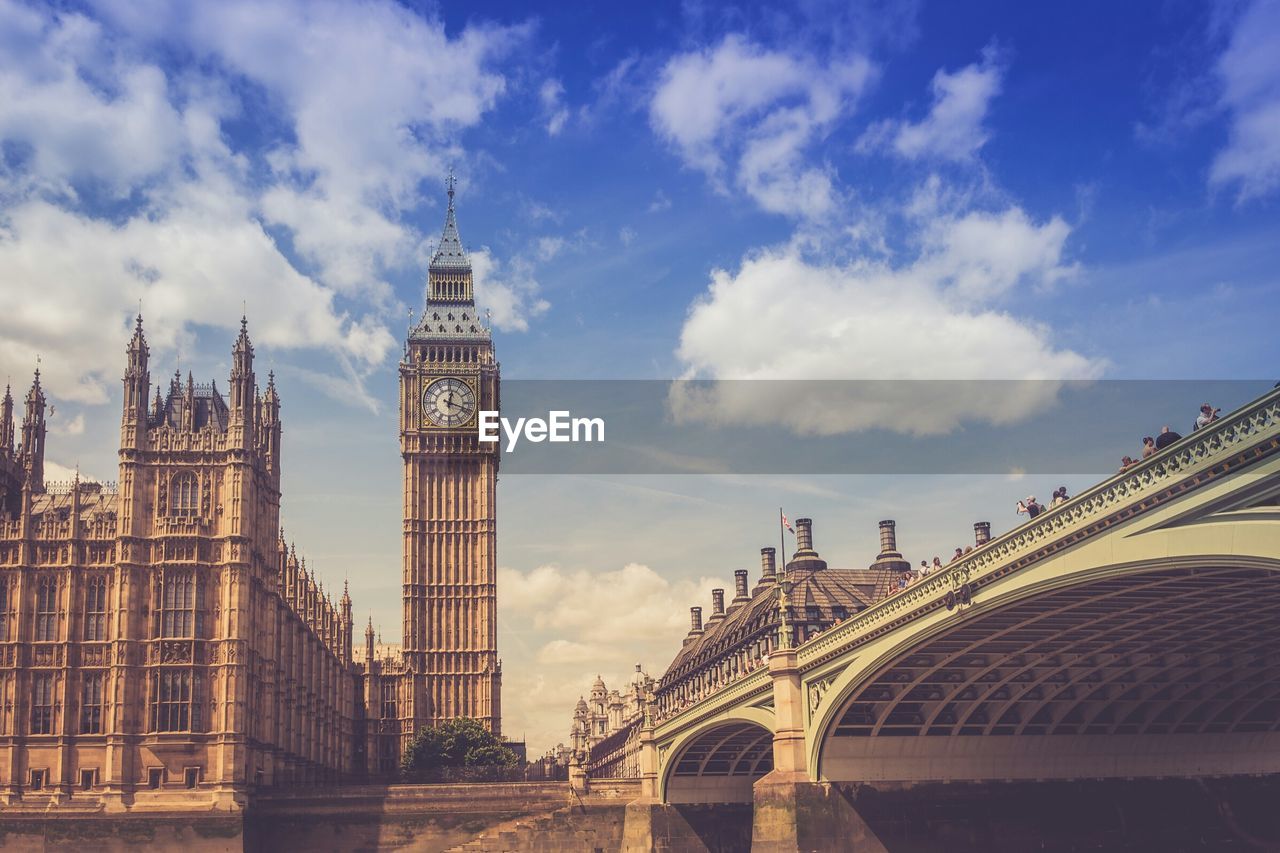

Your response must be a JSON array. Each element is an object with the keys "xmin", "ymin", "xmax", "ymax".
[
  {"xmin": 621, "ymin": 645, "xmax": 887, "ymax": 852},
  {"xmin": 746, "ymin": 646, "xmax": 886, "ymax": 853}
]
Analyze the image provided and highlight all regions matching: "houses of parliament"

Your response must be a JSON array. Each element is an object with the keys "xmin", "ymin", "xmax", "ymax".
[{"xmin": 0, "ymin": 186, "xmax": 501, "ymax": 809}]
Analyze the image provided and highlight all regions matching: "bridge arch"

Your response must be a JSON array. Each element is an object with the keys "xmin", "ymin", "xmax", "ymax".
[
  {"xmin": 809, "ymin": 557, "xmax": 1280, "ymax": 784},
  {"xmin": 659, "ymin": 708, "xmax": 774, "ymax": 804}
]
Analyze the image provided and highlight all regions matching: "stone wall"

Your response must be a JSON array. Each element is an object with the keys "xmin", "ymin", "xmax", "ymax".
[
  {"xmin": 0, "ymin": 781, "xmax": 641, "ymax": 852},
  {"xmin": 248, "ymin": 781, "xmax": 578, "ymax": 851},
  {"xmin": 0, "ymin": 816, "xmax": 245, "ymax": 853}
]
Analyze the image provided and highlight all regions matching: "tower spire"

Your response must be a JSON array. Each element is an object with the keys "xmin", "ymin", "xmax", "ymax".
[
  {"xmin": 0, "ymin": 383, "xmax": 14, "ymax": 455},
  {"xmin": 430, "ymin": 176, "xmax": 468, "ymax": 274},
  {"xmin": 229, "ymin": 315, "xmax": 256, "ymax": 445},
  {"xmin": 19, "ymin": 369, "xmax": 46, "ymax": 493},
  {"xmin": 122, "ymin": 312, "xmax": 150, "ymax": 445}
]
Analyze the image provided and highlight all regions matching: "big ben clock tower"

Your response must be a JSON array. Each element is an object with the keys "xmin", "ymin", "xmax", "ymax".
[{"xmin": 399, "ymin": 176, "xmax": 501, "ymax": 735}]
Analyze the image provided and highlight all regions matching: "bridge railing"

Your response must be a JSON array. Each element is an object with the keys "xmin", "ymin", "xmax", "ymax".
[{"xmin": 796, "ymin": 384, "xmax": 1280, "ymax": 672}]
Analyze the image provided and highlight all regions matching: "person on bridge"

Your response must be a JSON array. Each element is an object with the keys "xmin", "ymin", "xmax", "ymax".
[
  {"xmin": 1142, "ymin": 436, "xmax": 1157, "ymax": 459},
  {"xmin": 1050, "ymin": 486, "xmax": 1069, "ymax": 507},
  {"xmin": 1017, "ymin": 496, "xmax": 1043, "ymax": 519},
  {"xmin": 1155, "ymin": 425, "xmax": 1181, "ymax": 449},
  {"xmin": 1195, "ymin": 403, "xmax": 1220, "ymax": 430},
  {"xmin": 932, "ymin": 556, "xmax": 944, "ymax": 572}
]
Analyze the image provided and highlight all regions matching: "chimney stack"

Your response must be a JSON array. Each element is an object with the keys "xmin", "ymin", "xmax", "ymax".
[
  {"xmin": 710, "ymin": 588, "xmax": 725, "ymax": 620},
  {"xmin": 760, "ymin": 547, "xmax": 777, "ymax": 582},
  {"xmin": 795, "ymin": 518, "xmax": 814, "ymax": 553},
  {"xmin": 878, "ymin": 519, "xmax": 900, "ymax": 556},
  {"xmin": 974, "ymin": 521, "xmax": 991, "ymax": 546},
  {"xmin": 689, "ymin": 606, "xmax": 703, "ymax": 634},
  {"xmin": 733, "ymin": 569, "xmax": 750, "ymax": 603}
]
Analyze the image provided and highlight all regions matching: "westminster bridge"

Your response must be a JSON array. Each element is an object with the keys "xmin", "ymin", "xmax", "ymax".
[{"xmin": 606, "ymin": 385, "xmax": 1280, "ymax": 851}]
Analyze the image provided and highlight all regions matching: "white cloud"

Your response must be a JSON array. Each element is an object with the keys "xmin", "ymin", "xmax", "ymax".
[
  {"xmin": 470, "ymin": 248, "xmax": 551, "ymax": 333},
  {"xmin": 535, "ymin": 236, "xmax": 566, "ymax": 262},
  {"xmin": 48, "ymin": 411, "xmax": 85, "ymax": 436},
  {"xmin": 539, "ymin": 78, "xmax": 570, "ymax": 136},
  {"xmin": 650, "ymin": 35, "xmax": 874, "ymax": 218},
  {"xmin": 536, "ymin": 639, "xmax": 613, "ymax": 665},
  {"xmin": 862, "ymin": 46, "xmax": 1003, "ymax": 162},
  {"xmin": 0, "ymin": 4, "xmax": 184, "ymax": 198},
  {"xmin": 647, "ymin": 190, "xmax": 672, "ymax": 213},
  {"xmin": 0, "ymin": 0, "xmax": 535, "ymax": 407},
  {"xmin": 501, "ymin": 562, "xmax": 714, "ymax": 647},
  {"xmin": 43, "ymin": 459, "xmax": 101, "ymax": 484},
  {"xmin": 499, "ymin": 561, "xmax": 718, "ymax": 752},
  {"xmin": 1209, "ymin": 0, "xmax": 1280, "ymax": 199},
  {"xmin": 0, "ymin": 196, "xmax": 395, "ymax": 404},
  {"xmin": 618, "ymin": 226, "xmax": 637, "ymax": 246},
  {"xmin": 672, "ymin": 205, "xmax": 1100, "ymax": 436}
]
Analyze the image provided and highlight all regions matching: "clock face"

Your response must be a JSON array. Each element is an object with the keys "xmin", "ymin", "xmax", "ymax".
[{"xmin": 422, "ymin": 376, "xmax": 477, "ymax": 428}]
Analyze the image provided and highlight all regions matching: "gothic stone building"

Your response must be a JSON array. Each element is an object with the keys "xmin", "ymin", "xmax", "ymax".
[
  {"xmin": 359, "ymin": 178, "xmax": 503, "ymax": 774},
  {"xmin": 0, "ymin": 319, "xmax": 357, "ymax": 810},
  {"xmin": 0, "ymin": 184, "xmax": 505, "ymax": 804},
  {"xmin": 571, "ymin": 667, "xmax": 653, "ymax": 756}
]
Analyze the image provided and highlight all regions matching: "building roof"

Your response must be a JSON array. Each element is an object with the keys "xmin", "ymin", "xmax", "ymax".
[
  {"xmin": 660, "ymin": 562, "xmax": 893, "ymax": 686},
  {"xmin": 30, "ymin": 481, "xmax": 118, "ymax": 519},
  {"xmin": 151, "ymin": 375, "xmax": 230, "ymax": 432},
  {"xmin": 429, "ymin": 180, "xmax": 469, "ymax": 271}
]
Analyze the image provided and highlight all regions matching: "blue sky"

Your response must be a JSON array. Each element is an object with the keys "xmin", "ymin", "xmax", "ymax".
[{"xmin": 1, "ymin": 0, "xmax": 1279, "ymax": 751}]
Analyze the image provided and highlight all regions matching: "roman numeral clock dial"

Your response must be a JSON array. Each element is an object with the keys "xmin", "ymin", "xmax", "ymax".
[{"xmin": 422, "ymin": 376, "xmax": 477, "ymax": 428}]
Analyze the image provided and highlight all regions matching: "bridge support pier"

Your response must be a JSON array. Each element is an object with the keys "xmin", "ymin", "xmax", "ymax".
[
  {"xmin": 751, "ymin": 772, "xmax": 885, "ymax": 853},
  {"xmin": 623, "ymin": 713, "xmax": 711, "ymax": 851},
  {"xmin": 751, "ymin": 646, "xmax": 886, "ymax": 852},
  {"xmin": 622, "ymin": 800, "xmax": 711, "ymax": 853}
]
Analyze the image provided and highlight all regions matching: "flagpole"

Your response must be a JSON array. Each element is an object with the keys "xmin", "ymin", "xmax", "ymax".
[
  {"xmin": 778, "ymin": 507, "xmax": 790, "ymax": 650},
  {"xmin": 778, "ymin": 507, "xmax": 785, "ymax": 572}
]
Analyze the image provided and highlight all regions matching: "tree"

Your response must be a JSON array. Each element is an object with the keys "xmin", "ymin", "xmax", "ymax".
[{"xmin": 400, "ymin": 717, "xmax": 518, "ymax": 779}]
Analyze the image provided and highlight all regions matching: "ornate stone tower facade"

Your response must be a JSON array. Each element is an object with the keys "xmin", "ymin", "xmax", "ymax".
[
  {"xmin": 396, "ymin": 178, "xmax": 501, "ymax": 740},
  {"xmin": 0, "ymin": 317, "xmax": 358, "ymax": 810}
]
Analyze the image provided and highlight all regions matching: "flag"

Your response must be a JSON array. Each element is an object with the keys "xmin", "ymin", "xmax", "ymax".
[{"xmin": 781, "ymin": 510, "xmax": 794, "ymax": 534}]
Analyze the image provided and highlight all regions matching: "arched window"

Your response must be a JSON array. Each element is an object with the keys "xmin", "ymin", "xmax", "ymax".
[
  {"xmin": 81, "ymin": 672, "xmax": 105, "ymax": 734},
  {"xmin": 150, "ymin": 669, "xmax": 200, "ymax": 732},
  {"xmin": 31, "ymin": 672, "xmax": 55, "ymax": 734},
  {"xmin": 171, "ymin": 472, "xmax": 198, "ymax": 518},
  {"xmin": 35, "ymin": 577, "xmax": 57, "ymax": 642},
  {"xmin": 84, "ymin": 576, "xmax": 108, "ymax": 641},
  {"xmin": 159, "ymin": 570, "xmax": 196, "ymax": 638},
  {"xmin": 0, "ymin": 577, "xmax": 10, "ymax": 641}
]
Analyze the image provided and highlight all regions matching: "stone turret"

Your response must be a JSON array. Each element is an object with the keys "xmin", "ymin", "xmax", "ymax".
[
  {"xmin": 19, "ymin": 370, "xmax": 46, "ymax": 494},
  {"xmin": 122, "ymin": 313, "xmax": 150, "ymax": 449},
  {"xmin": 340, "ymin": 581, "xmax": 353, "ymax": 663},
  {"xmin": 261, "ymin": 371, "xmax": 281, "ymax": 476},
  {"xmin": 229, "ymin": 317, "xmax": 255, "ymax": 448},
  {"xmin": 0, "ymin": 383, "xmax": 13, "ymax": 455}
]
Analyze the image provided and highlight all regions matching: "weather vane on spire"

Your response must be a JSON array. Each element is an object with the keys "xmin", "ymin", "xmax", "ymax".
[{"xmin": 446, "ymin": 167, "xmax": 456, "ymax": 203}]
